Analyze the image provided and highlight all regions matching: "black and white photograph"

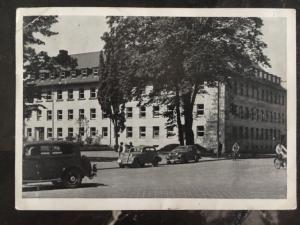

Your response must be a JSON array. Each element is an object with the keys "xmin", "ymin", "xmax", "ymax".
[{"xmin": 15, "ymin": 8, "xmax": 296, "ymax": 210}]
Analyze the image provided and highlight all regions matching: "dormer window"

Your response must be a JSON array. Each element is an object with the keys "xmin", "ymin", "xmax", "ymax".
[
  {"xmin": 71, "ymin": 70, "xmax": 76, "ymax": 77},
  {"xmin": 60, "ymin": 71, "xmax": 65, "ymax": 79},
  {"xmin": 81, "ymin": 69, "xmax": 87, "ymax": 76},
  {"xmin": 93, "ymin": 68, "xmax": 98, "ymax": 76}
]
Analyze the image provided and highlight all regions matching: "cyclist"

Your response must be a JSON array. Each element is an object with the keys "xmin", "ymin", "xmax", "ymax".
[{"xmin": 232, "ymin": 142, "xmax": 240, "ymax": 160}]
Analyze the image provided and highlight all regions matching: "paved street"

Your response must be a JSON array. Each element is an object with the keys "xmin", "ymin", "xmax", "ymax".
[{"xmin": 23, "ymin": 151, "xmax": 286, "ymax": 199}]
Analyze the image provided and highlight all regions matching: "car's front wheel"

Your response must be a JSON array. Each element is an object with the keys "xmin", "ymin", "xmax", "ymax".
[
  {"xmin": 62, "ymin": 168, "xmax": 82, "ymax": 188},
  {"xmin": 152, "ymin": 158, "xmax": 159, "ymax": 167},
  {"xmin": 194, "ymin": 155, "xmax": 200, "ymax": 162}
]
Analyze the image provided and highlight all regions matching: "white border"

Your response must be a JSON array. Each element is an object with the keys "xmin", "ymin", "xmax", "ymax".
[{"xmin": 15, "ymin": 7, "xmax": 297, "ymax": 210}]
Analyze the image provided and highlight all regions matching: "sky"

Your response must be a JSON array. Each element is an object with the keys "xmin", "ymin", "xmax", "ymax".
[{"xmin": 33, "ymin": 16, "xmax": 286, "ymax": 81}]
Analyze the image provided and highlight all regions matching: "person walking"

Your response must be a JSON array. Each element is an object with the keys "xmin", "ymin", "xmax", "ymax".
[
  {"xmin": 118, "ymin": 142, "xmax": 124, "ymax": 157},
  {"xmin": 232, "ymin": 142, "xmax": 240, "ymax": 160}
]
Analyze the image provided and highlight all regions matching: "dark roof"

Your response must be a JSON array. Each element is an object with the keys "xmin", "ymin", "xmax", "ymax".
[
  {"xmin": 71, "ymin": 51, "xmax": 100, "ymax": 69},
  {"xmin": 32, "ymin": 74, "xmax": 100, "ymax": 87}
]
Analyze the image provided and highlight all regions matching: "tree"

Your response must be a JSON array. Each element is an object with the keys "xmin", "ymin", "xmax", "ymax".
[
  {"xmin": 97, "ymin": 35, "xmax": 127, "ymax": 148},
  {"xmin": 23, "ymin": 16, "xmax": 59, "ymax": 120},
  {"xmin": 103, "ymin": 17, "xmax": 270, "ymax": 145}
]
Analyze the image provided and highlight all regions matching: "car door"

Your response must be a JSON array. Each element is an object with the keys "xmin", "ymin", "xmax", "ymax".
[
  {"xmin": 23, "ymin": 145, "xmax": 42, "ymax": 181},
  {"xmin": 186, "ymin": 146, "xmax": 193, "ymax": 160}
]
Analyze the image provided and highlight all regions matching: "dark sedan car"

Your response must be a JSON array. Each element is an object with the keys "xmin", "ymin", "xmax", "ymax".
[
  {"xmin": 166, "ymin": 145, "xmax": 201, "ymax": 164},
  {"xmin": 23, "ymin": 141, "xmax": 97, "ymax": 188}
]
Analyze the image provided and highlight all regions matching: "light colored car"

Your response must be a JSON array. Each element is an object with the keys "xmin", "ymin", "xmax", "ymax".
[{"xmin": 117, "ymin": 145, "xmax": 161, "ymax": 168}]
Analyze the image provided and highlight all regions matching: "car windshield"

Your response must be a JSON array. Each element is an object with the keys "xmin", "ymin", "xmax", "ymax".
[{"xmin": 173, "ymin": 146, "xmax": 188, "ymax": 152}]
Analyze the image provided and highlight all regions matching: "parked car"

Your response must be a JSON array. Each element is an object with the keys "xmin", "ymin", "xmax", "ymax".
[
  {"xmin": 23, "ymin": 141, "xmax": 97, "ymax": 188},
  {"xmin": 117, "ymin": 145, "xmax": 162, "ymax": 168},
  {"xmin": 158, "ymin": 143, "xmax": 180, "ymax": 154},
  {"xmin": 166, "ymin": 145, "xmax": 201, "ymax": 164}
]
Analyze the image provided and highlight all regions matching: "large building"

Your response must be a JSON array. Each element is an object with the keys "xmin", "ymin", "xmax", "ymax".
[{"xmin": 24, "ymin": 51, "xmax": 286, "ymax": 154}]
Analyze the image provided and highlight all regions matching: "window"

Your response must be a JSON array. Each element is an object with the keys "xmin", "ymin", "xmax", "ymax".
[
  {"xmin": 126, "ymin": 107, "xmax": 133, "ymax": 118},
  {"xmin": 79, "ymin": 109, "xmax": 84, "ymax": 119},
  {"xmin": 232, "ymin": 126, "xmax": 237, "ymax": 139},
  {"xmin": 196, "ymin": 104, "xmax": 204, "ymax": 116},
  {"xmin": 167, "ymin": 126, "xmax": 174, "ymax": 137},
  {"xmin": 57, "ymin": 110, "xmax": 63, "ymax": 120},
  {"xmin": 197, "ymin": 126, "xmax": 204, "ymax": 137},
  {"xmin": 261, "ymin": 89, "xmax": 265, "ymax": 101},
  {"xmin": 60, "ymin": 71, "xmax": 65, "ymax": 79},
  {"xmin": 57, "ymin": 90, "xmax": 63, "ymax": 100},
  {"xmin": 68, "ymin": 109, "xmax": 73, "ymax": 120},
  {"xmin": 102, "ymin": 127, "xmax": 108, "ymax": 137},
  {"xmin": 153, "ymin": 126, "xmax": 160, "ymax": 138},
  {"xmin": 245, "ymin": 107, "xmax": 249, "ymax": 119},
  {"xmin": 167, "ymin": 105, "xmax": 173, "ymax": 115},
  {"xmin": 261, "ymin": 128, "xmax": 264, "ymax": 140},
  {"xmin": 71, "ymin": 70, "xmax": 76, "ymax": 77},
  {"xmin": 264, "ymin": 129, "xmax": 268, "ymax": 140},
  {"xmin": 153, "ymin": 106, "xmax": 160, "ymax": 118},
  {"xmin": 251, "ymin": 108, "xmax": 255, "ymax": 120},
  {"xmin": 81, "ymin": 69, "xmax": 87, "ymax": 76},
  {"xmin": 79, "ymin": 88, "xmax": 85, "ymax": 99},
  {"xmin": 90, "ymin": 88, "xmax": 97, "ymax": 98},
  {"xmin": 90, "ymin": 127, "xmax": 96, "ymax": 136},
  {"xmin": 50, "ymin": 73, "xmax": 55, "ymax": 79},
  {"xmin": 245, "ymin": 127, "xmax": 249, "ymax": 139},
  {"xmin": 27, "ymin": 128, "xmax": 32, "ymax": 137},
  {"xmin": 261, "ymin": 110, "xmax": 264, "ymax": 121},
  {"xmin": 282, "ymin": 113, "xmax": 284, "ymax": 123},
  {"xmin": 46, "ymin": 91, "xmax": 52, "ymax": 101},
  {"xmin": 57, "ymin": 128, "xmax": 63, "ymax": 138},
  {"xmin": 256, "ymin": 109, "xmax": 259, "ymax": 121},
  {"xmin": 239, "ymin": 126, "xmax": 243, "ymax": 139},
  {"xmin": 102, "ymin": 111, "xmax": 108, "ymax": 119},
  {"xmin": 139, "ymin": 126, "xmax": 146, "ymax": 138},
  {"xmin": 240, "ymin": 83, "xmax": 244, "ymax": 95},
  {"xmin": 250, "ymin": 128, "xmax": 254, "ymax": 139},
  {"xmin": 139, "ymin": 106, "xmax": 146, "ymax": 118},
  {"xmin": 126, "ymin": 127, "xmax": 133, "ymax": 138},
  {"xmin": 37, "ymin": 110, "xmax": 42, "ymax": 121},
  {"xmin": 93, "ymin": 68, "xmax": 98, "ymax": 76},
  {"xmin": 256, "ymin": 128, "xmax": 259, "ymax": 140},
  {"xmin": 47, "ymin": 110, "xmax": 52, "ymax": 120},
  {"xmin": 68, "ymin": 127, "xmax": 73, "ymax": 137},
  {"xmin": 239, "ymin": 106, "xmax": 243, "ymax": 119},
  {"xmin": 47, "ymin": 128, "xmax": 52, "ymax": 138},
  {"xmin": 79, "ymin": 127, "xmax": 84, "ymax": 136},
  {"xmin": 90, "ymin": 108, "xmax": 96, "ymax": 120},
  {"xmin": 245, "ymin": 84, "xmax": 249, "ymax": 96},
  {"xmin": 68, "ymin": 89, "xmax": 73, "ymax": 100}
]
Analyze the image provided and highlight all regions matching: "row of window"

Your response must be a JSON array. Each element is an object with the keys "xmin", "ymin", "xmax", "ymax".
[
  {"xmin": 231, "ymin": 81, "xmax": 285, "ymax": 105},
  {"xmin": 35, "ymin": 104, "xmax": 205, "ymax": 121},
  {"xmin": 27, "ymin": 126, "xmax": 206, "ymax": 139},
  {"xmin": 232, "ymin": 126, "xmax": 282, "ymax": 140},
  {"xmin": 40, "ymin": 68, "xmax": 99, "ymax": 80},
  {"xmin": 230, "ymin": 104, "xmax": 285, "ymax": 124},
  {"xmin": 40, "ymin": 88, "xmax": 97, "ymax": 101}
]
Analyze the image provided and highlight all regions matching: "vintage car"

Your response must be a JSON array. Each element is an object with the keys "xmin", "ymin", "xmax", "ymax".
[
  {"xmin": 23, "ymin": 141, "xmax": 97, "ymax": 188},
  {"xmin": 166, "ymin": 145, "xmax": 201, "ymax": 164},
  {"xmin": 117, "ymin": 145, "xmax": 162, "ymax": 168}
]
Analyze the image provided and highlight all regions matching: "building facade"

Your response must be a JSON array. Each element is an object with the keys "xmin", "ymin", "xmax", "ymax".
[{"xmin": 24, "ymin": 51, "xmax": 286, "ymax": 154}]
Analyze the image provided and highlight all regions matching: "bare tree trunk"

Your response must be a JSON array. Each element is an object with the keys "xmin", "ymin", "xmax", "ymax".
[
  {"xmin": 183, "ymin": 93, "xmax": 195, "ymax": 145},
  {"xmin": 175, "ymin": 85, "xmax": 184, "ymax": 145}
]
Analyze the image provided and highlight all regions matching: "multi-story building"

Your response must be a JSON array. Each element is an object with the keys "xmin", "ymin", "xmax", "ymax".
[{"xmin": 24, "ymin": 51, "xmax": 286, "ymax": 154}]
